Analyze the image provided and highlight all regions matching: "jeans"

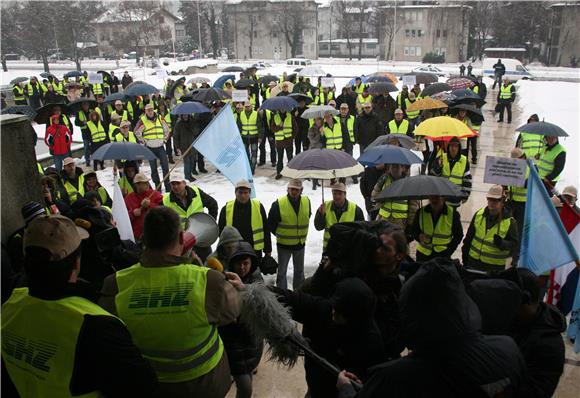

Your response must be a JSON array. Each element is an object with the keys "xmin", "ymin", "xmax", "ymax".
[
  {"xmin": 492, "ymin": 74, "xmax": 502, "ymax": 89},
  {"xmin": 83, "ymin": 139, "xmax": 91, "ymax": 165},
  {"xmin": 183, "ymin": 155, "xmax": 195, "ymax": 180},
  {"xmin": 276, "ymin": 146, "xmax": 293, "ymax": 174},
  {"xmin": 259, "ymin": 135, "xmax": 276, "ymax": 165},
  {"xmin": 276, "ymin": 246, "xmax": 305, "ymax": 290},
  {"xmin": 242, "ymin": 137, "xmax": 258, "ymax": 173},
  {"xmin": 52, "ymin": 154, "xmax": 66, "ymax": 172},
  {"xmin": 498, "ymin": 101, "xmax": 512, "ymax": 122},
  {"xmin": 147, "ymin": 146, "xmax": 171, "ymax": 192}
]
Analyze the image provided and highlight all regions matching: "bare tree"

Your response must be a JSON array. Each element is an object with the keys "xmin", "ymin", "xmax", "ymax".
[
  {"xmin": 277, "ymin": 3, "xmax": 306, "ymax": 58},
  {"xmin": 17, "ymin": 1, "xmax": 56, "ymax": 72},
  {"xmin": 468, "ymin": 2, "xmax": 497, "ymax": 61},
  {"xmin": 382, "ymin": 3, "xmax": 401, "ymax": 60},
  {"xmin": 200, "ymin": 2, "xmax": 222, "ymax": 59},
  {"xmin": 333, "ymin": 0, "xmax": 354, "ymax": 59},
  {"xmin": 0, "ymin": 3, "xmax": 22, "ymax": 71},
  {"xmin": 356, "ymin": 1, "xmax": 373, "ymax": 60},
  {"xmin": 117, "ymin": 1, "xmax": 163, "ymax": 63}
]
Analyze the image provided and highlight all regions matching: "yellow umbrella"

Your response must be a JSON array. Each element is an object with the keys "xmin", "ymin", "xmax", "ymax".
[
  {"xmin": 406, "ymin": 98, "xmax": 448, "ymax": 112},
  {"xmin": 414, "ymin": 116, "xmax": 477, "ymax": 141},
  {"xmin": 369, "ymin": 71, "xmax": 398, "ymax": 83}
]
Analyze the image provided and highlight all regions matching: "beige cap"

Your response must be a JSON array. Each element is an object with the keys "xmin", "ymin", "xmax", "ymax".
[
  {"xmin": 144, "ymin": 103, "xmax": 155, "ymax": 110},
  {"xmin": 510, "ymin": 147, "xmax": 524, "ymax": 159},
  {"xmin": 330, "ymin": 182, "xmax": 347, "ymax": 192},
  {"xmin": 408, "ymin": 92, "xmax": 416, "ymax": 99},
  {"xmin": 114, "ymin": 100, "xmax": 123, "ymax": 106},
  {"xmin": 169, "ymin": 174, "xmax": 185, "ymax": 183},
  {"xmin": 394, "ymin": 108, "xmax": 404, "ymax": 114},
  {"xmin": 486, "ymin": 184, "xmax": 504, "ymax": 199},
  {"xmin": 268, "ymin": 81, "xmax": 277, "ymax": 87},
  {"xmin": 133, "ymin": 173, "xmax": 150, "ymax": 184},
  {"xmin": 24, "ymin": 215, "xmax": 89, "ymax": 261},
  {"xmin": 120, "ymin": 120, "xmax": 131, "ymax": 128},
  {"xmin": 110, "ymin": 113, "xmax": 122, "ymax": 121},
  {"xmin": 562, "ymin": 185, "xmax": 578, "ymax": 198},
  {"xmin": 287, "ymin": 179, "xmax": 303, "ymax": 190},
  {"xmin": 63, "ymin": 157, "xmax": 75, "ymax": 166},
  {"xmin": 551, "ymin": 195, "xmax": 563, "ymax": 208},
  {"xmin": 235, "ymin": 179, "xmax": 252, "ymax": 190}
]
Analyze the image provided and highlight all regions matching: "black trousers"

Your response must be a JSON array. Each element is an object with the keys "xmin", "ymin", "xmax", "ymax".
[
  {"xmin": 259, "ymin": 135, "xmax": 276, "ymax": 164},
  {"xmin": 462, "ymin": 137, "xmax": 478, "ymax": 162},
  {"xmin": 498, "ymin": 101, "xmax": 512, "ymax": 122},
  {"xmin": 276, "ymin": 146, "xmax": 293, "ymax": 174}
]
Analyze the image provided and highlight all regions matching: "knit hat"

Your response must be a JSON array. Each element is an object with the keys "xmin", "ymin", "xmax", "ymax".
[
  {"xmin": 21, "ymin": 201, "xmax": 46, "ymax": 225},
  {"xmin": 23, "ymin": 215, "xmax": 89, "ymax": 261}
]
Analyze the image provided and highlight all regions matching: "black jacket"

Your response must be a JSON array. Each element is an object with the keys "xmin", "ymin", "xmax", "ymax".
[
  {"xmin": 218, "ymin": 200, "xmax": 272, "ymax": 254},
  {"xmin": 354, "ymin": 112, "xmax": 383, "ymax": 149},
  {"xmin": 410, "ymin": 204, "xmax": 464, "ymax": 261},
  {"xmin": 336, "ymin": 92, "xmax": 357, "ymax": 116},
  {"xmin": 165, "ymin": 186, "xmax": 218, "ymax": 219}
]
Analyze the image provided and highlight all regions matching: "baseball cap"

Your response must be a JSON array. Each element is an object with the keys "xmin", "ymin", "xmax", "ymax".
[
  {"xmin": 330, "ymin": 182, "xmax": 347, "ymax": 192},
  {"xmin": 133, "ymin": 173, "xmax": 150, "ymax": 184},
  {"xmin": 363, "ymin": 102, "xmax": 372, "ymax": 108},
  {"xmin": 21, "ymin": 201, "xmax": 46, "ymax": 225},
  {"xmin": 144, "ymin": 103, "xmax": 155, "ymax": 110},
  {"xmin": 486, "ymin": 185, "xmax": 504, "ymax": 199},
  {"xmin": 235, "ymin": 179, "xmax": 252, "ymax": 190},
  {"xmin": 562, "ymin": 185, "xmax": 578, "ymax": 198},
  {"xmin": 394, "ymin": 108, "xmax": 404, "ymax": 114},
  {"xmin": 63, "ymin": 157, "xmax": 75, "ymax": 166},
  {"xmin": 288, "ymin": 179, "xmax": 303, "ymax": 190},
  {"xmin": 24, "ymin": 215, "xmax": 89, "ymax": 261},
  {"xmin": 110, "ymin": 113, "xmax": 122, "ymax": 121},
  {"xmin": 169, "ymin": 173, "xmax": 185, "ymax": 183},
  {"xmin": 510, "ymin": 147, "xmax": 524, "ymax": 159}
]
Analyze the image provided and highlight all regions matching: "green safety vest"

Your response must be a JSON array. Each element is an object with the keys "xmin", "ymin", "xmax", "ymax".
[
  {"xmin": 276, "ymin": 195, "xmax": 310, "ymax": 246},
  {"xmin": 265, "ymin": 88, "xmax": 273, "ymax": 99},
  {"xmin": 468, "ymin": 208, "xmax": 512, "ymax": 266},
  {"xmin": 416, "ymin": 205, "xmax": 454, "ymax": 256},
  {"xmin": 323, "ymin": 200, "xmax": 356, "ymax": 248},
  {"xmin": 249, "ymin": 93, "xmax": 257, "ymax": 108},
  {"xmin": 273, "ymin": 113, "xmax": 293, "ymax": 141},
  {"xmin": 162, "ymin": 186, "xmax": 204, "ymax": 229},
  {"xmin": 520, "ymin": 133, "xmax": 544, "ymax": 160},
  {"xmin": 77, "ymin": 110, "xmax": 89, "ymax": 132},
  {"xmin": 357, "ymin": 94, "xmax": 372, "ymax": 106},
  {"xmin": 379, "ymin": 176, "xmax": 408, "ymax": 219},
  {"xmin": 118, "ymin": 175, "xmax": 134, "ymax": 195},
  {"xmin": 108, "ymin": 124, "xmax": 120, "ymax": 140},
  {"xmin": 226, "ymin": 199, "xmax": 264, "ymax": 251},
  {"xmin": 240, "ymin": 110, "xmax": 259, "ymax": 136},
  {"xmin": 127, "ymin": 102, "xmax": 135, "ymax": 118},
  {"xmin": 388, "ymin": 119, "xmax": 409, "ymax": 135},
  {"xmin": 115, "ymin": 131, "xmax": 137, "ymax": 143},
  {"xmin": 472, "ymin": 85, "xmax": 479, "ymax": 94},
  {"xmin": 317, "ymin": 91, "xmax": 334, "ymax": 105},
  {"xmin": 442, "ymin": 153, "xmax": 468, "ymax": 187},
  {"xmin": 404, "ymin": 99, "xmax": 420, "ymax": 119},
  {"xmin": 115, "ymin": 263, "xmax": 223, "ymax": 383},
  {"xmin": 323, "ymin": 120, "xmax": 343, "ymax": 150},
  {"xmin": 92, "ymin": 83, "xmax": 103, "ymax": 95},
  {"xmin": 353, "ymin": 83, "xmax": 365, "ymax": 95},
  {"xmin": 63, "ymin": 174, "xmax": 85, "ymax": 203},
  {"xmin": 52, "ymin": 81, "xmax": 64, "ymax": 95},
  {"xmin": 509, "ymin": 167, "xmax": 529, "ymax": 203},
  {"xmin": 341, "ymin": 115, "xmax": 355, "ymax": 143},
  {"xmin": 87, "ymin": 120, "xmax": 107, "ymax": 143},
  {"xmin": 538, "ymin": 143, "xmax": 566, "ymax": 181},
  {"xmin": 499, "ymin": 84, "xmax": 513, "ymax": 100},
  {"xmin": 13, "ymin": 85, "xmax": 25, "ymax": 101},
  {"xmin": 112, "ymin": 110, "xmax": 130, "ymax": 122},
  {"xmin": 140, "ymin": 114, "xmax": 165, "ymax": 141},
  {"xmin": 26, "ymin": 81, "xmax": 46, "ymax": 96},
  {"xmin": 2, "ymin": 288, "xmax": 113, "ymax": 398},
  {"xmin": 37, "ymin": 162, "xmax": 44, "ymax": 175}
]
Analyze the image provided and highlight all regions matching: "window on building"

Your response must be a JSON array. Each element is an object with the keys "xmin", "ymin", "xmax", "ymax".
[
  {"xmin": 436, "ymin": 29, "xmax": 440, "ymax": 38},
  {"xmin": 410, "ymin": 47, "xmax": 415, "ymax": 56},
  {"xmin": 552, "ymin": 28, "xmax": 560, "ymax": 43},
  {"xmin": 366, "ymin": 43, "xmax": 376, "ymax": 49},
  {"xmin": 418, "ymin": 29, "xmax": 423, "ymax": 37},
  {"xmin": 416, "ymin": 47, "xmax": 422, "ymax": 57},
  {"xmin": 331, "ymin": 44, "xmax": 340, "ymax": 51},
  {"xmin": 443, "ymin": 30, "xmax": 448, "ymax": 38},
  {"xmin": 405, "ymin": 29, "xmax": 410, "ymax": 37},
  {"xmin": 412, "ymin": 30, "xmax": 416, "ymax": 38},
  {"xmin": 404, "ymin": 46, "xmax": 409, "ymax": 56},
  {"xmin": 320, "ymin": 43, "xmax": 329, "ymax": 50},
  {"xmin": 273, "ymin": 32, "xmax": 278, "ymax": 38}
]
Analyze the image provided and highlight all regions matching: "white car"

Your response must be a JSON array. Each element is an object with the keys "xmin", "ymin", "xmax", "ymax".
[
  {"xmin": 411, "ymin": 65, "xmax": 448, "ymax": 77},
  {"xmin": 252, "ymin": 61, "xmax": 272, "ymax": 69}
]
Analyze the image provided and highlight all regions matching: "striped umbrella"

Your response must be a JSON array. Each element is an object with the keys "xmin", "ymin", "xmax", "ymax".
[{"xmin": 446, "ymin": 77, "xmax": 475, "ymax": 90}]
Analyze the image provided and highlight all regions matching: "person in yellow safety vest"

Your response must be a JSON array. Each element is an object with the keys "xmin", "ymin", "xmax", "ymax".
[
  {"xmin": 317, "ymin": 87, "xmax": 335, "ymax": 105},
  {"xmin": 372, "ymin": 164, "xmax": 419, "ymax": 228},
  {"xmin": 218, "ymin": 180, "xmax": 273, "ymax": 263},
  {"xmin": 356, "ymin": 89, "xmax": 373, "ymax": 114},
  {"xmin": 271, "ymin": 110, "xmax": 296, "ymax": 180},
  {"xmin": 114, "ymin": 120, "xmax": 137, "ymax": 142},
  {"xmin": 322, "ymin": 111, "xmax": 343, "ymax": 151},
  {"xmin": 118, "ymin": 160, "xmax": 138, "ymax": 197},
  {"xmin": 237, "ymin": 102, "xmax": 263, "ymax": 173},
  {"xmin": 51, "ymin": 77, "xmax": 65, "ymax": 96},
  {"xmin": 403, "ymin": 92, "xmax": 420, "ymax": 127},
  {"xmin": 98, "ymin": 206, "xmax": 243, "ymax": 397},
  {"xmin": 248, "ymin": 88, "xmax": 258, "ymax": 109},
  {"xmin": 60, "ymin": 157, "xmax": 85, "ymax": 203},
  {"xmin": 497, "ymin": 77, "xmax": 515, "ymax": 123},
  {"xmin": 538, "ymin": 135, "xmax": 566, "ymax": 195},
  {"xmin": 314, "ymin": 182, "xmax": 365, "ymax": 250},
  {"xmin": 268, "ymin": 179, "xmax": 312, "ymax": 290},
  {"xmin": 108, "ymin": 113, "xmax": 122, "ymax": 140},
  {"xmin": 410, "ymin": 195, "xmax": 464, "ymax": 262},
  {"xmin": 74, "ymin": 101, "xmax": 94, "ymax": 166},
  {"xmin": 111, "ymin": 99, "xmax": 132, "ymax": 124},
  {"xmin": 264, "ymin": 81, "xmax": 277, "ymax": 100},
  {"xmin": 91, "ymin": 80, "xmax": 104, "ymax": 97},
  {"xmin": 396, "ymin": 86, "xmax": 409, "ymax": 108},
  {"xmin": 430, "ymin": 137, "xmax": 472, "ymax": 205},
  {"xmin": 87, "ymin": 110, "xmax": 109, "ymax": 170},
  {"xmin": 83, "ymin": 171, "xmax": 112, "ymax": 208},
  {"xmin": 507, "ymin": 147, "xmax": 530, "ymax": 239},
  {"xmin": 352, "ymin": 77, "xmax": 366, "ymax": 95},
  {"xmin": 561, "ymin": 185, "xmax": 580, "ymax": 215},
  {"xmin": 1, "ymin": 215, "xmax": 157, "ymax": 397},
  {"xmin": 386, "ymin": 108, "xmax": 413, "ymax": 137},
  {"xmin": 453, "ymin": 109, "xmax": 472, "ymax": 156},
  {"xmin": 12, "ymin": 82, "xmax": 27, "ymax": 105},
  {"xmin": 516, "ymin": 113, "xmax": 544, "ymax": 163},
  {"xmin": 411, "ymin": 84, "xmax": 422, "ymax": 99},
  {"xmin": 462, "ymin": 185, "xmax": 520, "ymax": 272},
  {"xmin": 26, "ymin": 76, "xmax": 44, "ymax": 108}
]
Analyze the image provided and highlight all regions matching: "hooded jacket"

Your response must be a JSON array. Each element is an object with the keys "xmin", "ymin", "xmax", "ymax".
[{"xmin": 206, "ymin": 226, "xmax": 244, "ymax": 270}]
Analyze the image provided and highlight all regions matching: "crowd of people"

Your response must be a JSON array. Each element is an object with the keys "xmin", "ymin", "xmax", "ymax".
[{"xmin": 1, "ymin": 61, "xmax": 578, "ymax": 398}]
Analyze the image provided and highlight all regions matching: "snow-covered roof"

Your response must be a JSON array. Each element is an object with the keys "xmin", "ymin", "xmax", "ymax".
[
  {"xmin": 345, "ymin": 7, "xmax": 374, "ymax": 14},
  {"xmin": 379, "ymin": 4, "xmax": 471, "ymax": 9},
  {"xmin": 318, "ymin": 38, "xmax": 378, "ymax": 44},
  {"xmin": 76, "ymin": 42, "xmax": 97, "ymax": 49},
  {"xmin": 484, "ymin": 48, "xmax": 526, "ymax": 52},
  {"xmin": 93, "ymin": 7, "xmax": 181, "ymax": 24}
]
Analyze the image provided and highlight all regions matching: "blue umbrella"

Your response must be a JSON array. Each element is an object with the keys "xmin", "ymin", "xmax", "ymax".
[
  {"xmin": 365, "ymin": 76, "xmax": 392, "ymax": 83},
  {"xmin": 347, "ymin": 76, "xmax": 369, "ymax": 85},
  {"xmin": 64, "ymin": 71, "xmax": 83, "ymax": 79},
  {"xmin": 213, "ymin": 74, "xmax": 236, "ymax": 88},
  {"xmin": 260, "ymin": 96, "xmax": 299, "ymax": 111},
  {"xmin": 104, "ymin": 92, "xmax": 130, "ymax": 103},
  {"xmin": 358, "ymin": 144, "xmax": 423, "ymax": 166},
  {"xmin": 171, "ymin": 102, "xmax": 211, "ymax": 115},
  {"xmin": 91, "ymin": 142, "xmax": 157, "ymax": 161},
  {"xmin": 124, "ymin": 83, "xmax": 159, "ymax": 97}
]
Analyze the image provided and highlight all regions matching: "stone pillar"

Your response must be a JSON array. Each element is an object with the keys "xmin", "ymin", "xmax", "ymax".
[{"xmin": 1, "ymin": 115, "xmax": 42, "ymax": 243}]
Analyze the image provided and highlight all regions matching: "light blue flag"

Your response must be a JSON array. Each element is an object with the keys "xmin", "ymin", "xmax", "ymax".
[
  {"xmin": 519, "ymin": 160, "xmax": 579, "ymax": 274},
  {"xmin": 192, "ymin": 106, "xmax": 256, "ymax": 197}
]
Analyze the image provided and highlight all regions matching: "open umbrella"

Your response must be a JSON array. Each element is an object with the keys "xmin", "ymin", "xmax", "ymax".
[
  {"xmin": 282, "ymin": 149, "xmax": 363, "ymax": 179},
  {"xmin": 288, "ymin": 93, "xmax": 313, "ymax": 104},
  {"xmin": 191, "ymin": 87, "xmax": 231, "ymax": 103},
  {"xmin": 271, "ymin": 82, "xmax": 294, "ymax": 97},
  {"xmin": 414, "ymin": 116, "xmax": 476, "ymax": 141},
  {"xmin": 1, "ymin": 105, "xmax": 37, "ymax": 121},
  {"xmin": 235, "ymin": 79, "xmax": 255, "ymax": 89},
  {"xmin": 406, "ymin": 98, "xmax": 448, "ymax": 112},
  {"xmin": 10, "ymin": 77, "xmax": 28, "ymax": 85},
  {"xmin": 450, "ymin": 103, "xmax": 485, "ymax": 124},
  {"xmin": 167, "ymin": 77, "xmax": 186, "ymax": 99},
  {"xmin": 403, "ymin": 72, "xmax": 438, "ymax": 85},
  {"xmin": 124, "ymin": 83, "xmax": 159, "ymax": 97},
  {"xmin": 286, "ymin": 73, "xmax": 298, "ymax": 83},
  {"xmin": 300, "ymin": 105, "xmax": 338, "ymax": 119},
  {"xmin": 170, "ymin": 101, "xmax": 211, "ymax": 115},
  {"xmin": 298, "ymin": 66, "xmax": 326, "ymax": 77},
  {"xmin": 124, "ymin": 80, "xmax": 147, "ymax": 90},
  {"xmin": 348, "ymin": 76, "xmax": 369, "ymax": 85},
  {"xmin": 367, "ymin": 82, "xmax": 398, "ymax": 95},
  {"xmin": 450, "ymin": 89, "xmax": 486, "ymax": 107},
  {"xmin": 67, "ymin": 99, "xmax": 97, "ymax": 114},
  {"xmin": 375, "ymin": 175, "xmax": 466, "ymax": 201},
  {"xmin": 222, "ymin": 66, "xmax": 244, "ymax": 72},
  {"xmin": 40, "ymin": 72, "xmax": 55, "ymax": 79},
  {"xmin": 258, "ymin": 75, "xmax": 279, "ymax": 85},
  {"xmin": 91, "ymin": 142, "xmax": 157, "ymax": 161},
  {"xmin": 260, "ymin": 96, "xmax": 298, "ymax": 112},
  {"xmin": 64, "ymin": 71, "xmax": 83, "ymax": 79},
  {"xmin": 97, "ymin": 70, "xmax": 112, "ymax": 84},
  {"xmin": 213, "ymin": 74, "xmax": 236, "ymax": 88},
  {"xmin": 34, "ymin": 103, "xmax": 69, "ymax": 124},
  {"xmin": 368, "ymin": 71, "xmax": 398, "ymax": 83},
  {"xmin": 430, "ymin": 91, "xmax": 457, "ymax": 104},
  {"xmin": 104, "ymin": 92, "xmax": 130, "ymax": 104},
  {"xmin": 446, "ymin": 77, "xmax": 474, "ymax": 90},
  {"xmin": 358, "ymin": 145, "xmax": 423, "ymax": 167},
  {"xmin": 420, "ymin": 82, "xmax": 452, "ymax": 97},
  {"xmin": 365, "ymin": 76, "xmax": 393, "ymax": 84},
  {"xmin": 515, "ymin": 121, "xmax": 568, "ymax": 137},
  {"xmin": 366, "ymin": 134, "xmax": 416, "ymax": 150},
  {"xmin": 188, "ymin": 76, "xmax": 211, "ymax": 85}
]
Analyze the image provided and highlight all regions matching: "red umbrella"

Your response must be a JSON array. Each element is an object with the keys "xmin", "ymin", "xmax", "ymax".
[{"xmin": 446, "ymin": 77, "xmax": 474, "ymax": 90}]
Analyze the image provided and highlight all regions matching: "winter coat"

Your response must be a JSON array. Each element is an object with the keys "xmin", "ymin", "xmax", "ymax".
[
  {"xmin": 354, "ymin": 112, "xmax": 383, "ymax": 149},
  {"xmin": 372, "ymin": 95, "xmax": 396, "ymax": 129},
  {"xmin": 270, "ymin": 111, "xmax": 297, "ymax": 149},
  {"xmin": 121, "ymin": 74, "xmax": 133, "ymax": 89},
  {"xmin": 205, "ymin": 226, "xmax": 244, "ymax": 270},
  {"xmin": 124, "ymin": 188, "xmax": 163, "ymax": 240},
  {"xmin": 338, "ymin": 259, "xmax": 526, "ymax": 398},
  {"xmin": 308, "ymin": 125, "xmax": 324, "ymax": 149},
  {"xmin": 336, "ymin": 92, "xmax": 357, "ymax": 116},
  {"xmin": 45, "ymin": 123, "xmax": 72, "ymax": 156},
  {"xmin": 172, "ymin": 118, "xmax": 198, "ymax": 156},
  {"xmin": 359, "ymin": 167, "xmax": 381, "ymax": 199}
]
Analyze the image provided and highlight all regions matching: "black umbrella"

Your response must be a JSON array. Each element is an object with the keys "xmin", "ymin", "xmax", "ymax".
[
  {"xmin": 40, "ymin": 72, "xmax": 54, "ymax": 79},
  {"xmin": 258, "ymin": 75, "xmax": 279, "ymax": 85},
  {"xmin": 286, "ymin": 73, "xmax": 297, "ymax": 83},
  {"xmin": 91, "ymin": 142, "xmax": 157, "ymax": 161},
  {"xmin": 168, "ymin": 77, "xmax": 186, "ymax": 99},
  {"xmin": 403, "ymin": 72, "xmax": 438, "ymax": 85},
  {"xmin": 260, "ymin": 96, "xmax": 299, "ymax": 112},
  {"xmin": 104, "ymin": 92, "xmax": 130, "ymax": 104},
  {"xmin": 367, "ymin": 82, "xmax": 398, "ymax": 95},
  {"xmin": 9, "ymin": 77, "xmax": 28, "ymax": 85},
  {"xmin": 366, "ymin": 134, "xmax": 416, "ymax": 150},
  {"xmin": 450, "ymin": 103, "xmax": 484, "ymax": 124},
  {"xmin": 450, "ymin": 89, "xmax": 486, "ymax": 107},
  {"xmin": 64, "ymin": 71, "xmax": 83, "ymax": 79},
  {"xmin": 375, "ymin": 175, "xmax": 466, "ymax": 201},
  {"xmin": 191, "ymin": 88, "xmax": 231, "ymax": 103},
  {"xmin": 125, "ymin": 83, "xmax": 159, "ymax": 97},
  {"xmin": 235, "ymin": 79, "xmax": 255, "ymax": 89},
  {"xmin": 1, "ymin": 105, "xmax": 37, "ymax": 121},
  {"xmin": 421, "ymin": 83, "xmax": 452, "ymax": 97},
  {"xmin": 67, "ymin": 99, "xmax": 97, "ymax": 114},
  {"xmin": 222, "ymin": 66, "xmax": 244, "ymax": 72},
  {"xmin": 97, "ymin": 70, "xmax": 112, "ymax": 84},
  {"xmin": 288, "ymin": 93, "xmax": 313, "ymax": 104},
  {"xmin": 515, "ymin": 121, "xmax": 568, "ymax": 137},
  {"xmin": 34, "ymin": 103, "xmax": 69, "ymax": 124}
]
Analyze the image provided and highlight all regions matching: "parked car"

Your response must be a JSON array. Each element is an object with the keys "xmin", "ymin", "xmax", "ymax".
[
  {"xmin": 482, "ymin": 58, "xmax": 533, "ymax": 81},
  {"xmin": 252, "ymin": 61, "xmax": 272, "ymax": 69},
  {"xmin": 287, "ymin": 58, "xmax": 312, "ymax": 67},
  {"xmin": 411, "ymin": 65, "xmax": 447, "ymax": 77}
]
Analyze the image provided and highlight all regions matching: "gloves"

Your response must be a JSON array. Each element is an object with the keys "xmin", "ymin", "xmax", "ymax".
[{"xmin": 493, "ymin": 234, "xmax": 505, "ymax": 249}]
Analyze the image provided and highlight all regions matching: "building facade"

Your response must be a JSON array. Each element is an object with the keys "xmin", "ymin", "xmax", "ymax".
[
  {"xmin": 546, "ymin": 2, "xmax": 580, "ymax": 66},
  {"xmin": 225, "ymin": 0, "xmax": 318, "ymax": 60}
]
